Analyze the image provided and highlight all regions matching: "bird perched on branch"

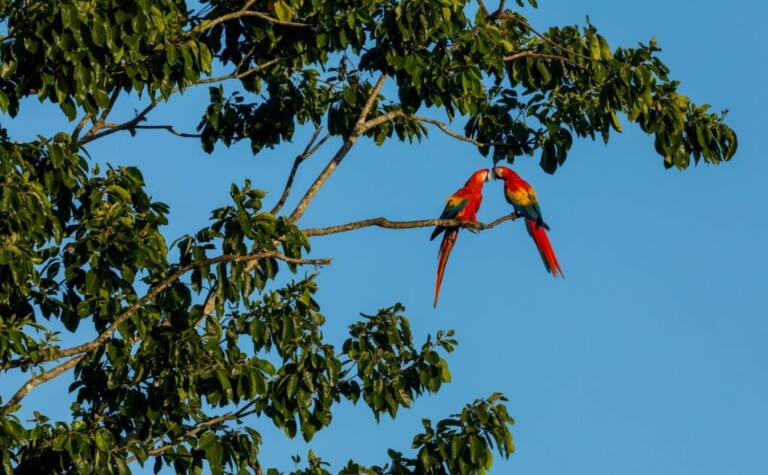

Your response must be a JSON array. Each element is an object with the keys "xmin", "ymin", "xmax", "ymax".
[
  {"xmin": 493, "ymin": 166, "xmax": 563, "ymax": 278},
  {"xmin": 431, "ymin": 169, "xmax": 490, "ymax": 308}
]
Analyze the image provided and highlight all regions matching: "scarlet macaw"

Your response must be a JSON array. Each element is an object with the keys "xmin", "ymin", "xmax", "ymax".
[
  {"xmin": 431, "ymin": 168, "xmax": 490, "ymax": 307},
  {"xmin": 492, "ymin": 166, "xmax": 564, "ymax": 277}
]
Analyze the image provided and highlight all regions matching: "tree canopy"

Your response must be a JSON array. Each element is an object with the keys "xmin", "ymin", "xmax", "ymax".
[{"xmin": 0, "ymin": 0, "xmax": 736, "ymax": 474}]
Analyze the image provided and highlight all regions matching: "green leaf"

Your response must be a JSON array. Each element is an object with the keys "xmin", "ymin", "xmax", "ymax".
[
  {"xmin": 205, "ymin": 439, "xmax": 224, "ymax": 475},
  {"xmin": 597, "ymin": 34, "xmax": 612, "ymax": 60},
  {"xmin": 95, "ymin": 430, "xmax": 113, "ymax": 451},
  {"xmin": 272, "ymin": 0, "xmax": 294, "ymax": 21},
  {"xmin": 589, "ymin": 35, "xmax": 601, "ymax": 60},
  {"xmin": 0, "ymin": 90, "xmax": 8, "ymax": 113}
]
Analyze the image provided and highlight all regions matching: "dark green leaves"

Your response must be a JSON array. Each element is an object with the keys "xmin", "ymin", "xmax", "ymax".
[
  {"xmin": 409, "ymin": 393, "xmax": 514, "ymax": 474},
  {"xmin": 342, "ymin": 305, "xmax": 457, "ymax": 421}
]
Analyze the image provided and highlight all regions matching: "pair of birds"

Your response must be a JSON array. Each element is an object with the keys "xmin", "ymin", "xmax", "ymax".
[{"xmin": 431, "ymin": 166, "xmax": 563, "ymax": 308}]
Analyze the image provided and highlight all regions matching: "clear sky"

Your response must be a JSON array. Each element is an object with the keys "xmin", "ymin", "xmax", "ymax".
[{"xmin": 3, "ymin": 1, "xmax": 767, "ymax": 474}]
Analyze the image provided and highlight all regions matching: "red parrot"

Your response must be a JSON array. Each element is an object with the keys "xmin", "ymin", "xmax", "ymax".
[
  {"xmin": 431, "ymin": 168, "xmax": 490, "ymax": 308},
  {"xmin": 492, "ymin": 166, "xmax": 564, "ymax": 278}
]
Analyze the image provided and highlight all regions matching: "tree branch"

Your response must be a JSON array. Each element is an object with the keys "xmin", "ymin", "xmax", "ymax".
[
  {"xmin": 499, "ymin": 13, "xmax": 594, "ymax": 63},
  {"xmin": 477, "ymin": 0, "xmax": 491, "ymax": 16},
  {"xmin": 1, "ymin": 354, "xmax": 85, "ymax": 413},
  {"xmin": 198, "ymin": 126, "xmax": 331, "ymax": 324},
  {"xmin": 362, "ymin": 108, "xmax": 406, "ymax": 131},
  {"xmin": 197, "ymin": 55, "xmax": 293, "ymax": 85},
  {"xmin": 494, "ymin": 0, "xmax": 506, "ymax": 16},
  {"xmin": 270, "ymin": 126, "xmax": 330, "ymax": 216},
  {"xmin": 287, "ymin": 73, "xmax": 388, "ymax": 223},
  {"xmin": 126, "ymin": 401, "xmax": 258, "ymax": 463},
  {"xmin": 195, "ymin": 10, "xmax": 310, "ymax": 33},
  {"xmin": 131, "ymin": 125, "xmax": 202, "ymax": 138},
  {"xmin": 77, "ymin": 96, "xmax": 164, "ymax": 146},
  {"xmin": 408, "ymin": 114, "xmax": 512, "ymax": 148},
  {"xmin": 75, "ymin": 56, "xmax": 292, "ymax": 147},
  {"xmin": 303, "ymin": 214, "xmax": 519, "ymax": 237},
  {"xmin": 71, "ymin": 113, "xmax": 92, "ymax": 143},
  {"xmin": 503, "ymin": 50, "xmax": 585, "ymax": 68},
  {"xmin": 1, "ymin": 252, "xmax": 331, "ymax": 412}
]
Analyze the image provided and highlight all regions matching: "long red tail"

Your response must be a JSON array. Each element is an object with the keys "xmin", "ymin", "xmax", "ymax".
[
  {"xmin": 525, "ymin": 219, "xmax": 564, "ymax": 278},
  {"xmin": 434, "ymin": 229, "xmax": 458, "ymax": 308}
]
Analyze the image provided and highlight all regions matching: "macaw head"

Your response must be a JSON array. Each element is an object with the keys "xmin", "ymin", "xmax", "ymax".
[
  {"xmin": 492, "ymin": 166, "xmax": 519, "ymax": 182},
  {"xmin": 465, "ymin": 168, "xmax": 490, "ymax": 187}
]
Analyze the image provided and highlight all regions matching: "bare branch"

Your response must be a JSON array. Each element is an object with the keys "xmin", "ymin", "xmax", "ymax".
[
  {"xmin": 197, "ymin": 55, "xmax": 293, "ymax": 85},
  {"xmin": 288, "ymin": 73, "xmax": 388, "ymax": 223},
  {"xmin": 73, "ymin": 89, "xmax": 121, "ymax": 143},
  {"xmin": 126, "ymin": 401, "xmax": 258, "ymax": 463},
  {"xmin": 304, "ymin": 214, "xmax": 519, "ymax": 237},
  {"xmin": 78, "ymin": 96, "xmax": 164, "ymax": 146},
  {"xmin": 195, "ymin": 10, "xmax": 310, "ymax": 33},
  {"xmin": 355, "ymin": 74, "xmax": 388, "ymax": 132},
  {"xmin": 71, "ymin": 113, "xmax": 92, "ymax": 142},
  {"xmin": 408, "ymin": 114, "xmax": 512, "ymax": 148},
  {"xmin": 1, "ymin": 355, "xmax": 85, "ymax": 413},
  {"xmin": 235, "ymin": 44, "xmax": 258, "ymax": 73},
  {"xmin": 499, "ymin": 13, "xmax": 594, "ymax": 62},
  {"xmin": 503, "ymin": 50, "xmax": 585, "ymax": 68},
  {"xmin": 240, "ymin": 0, "xmax": 258, "ymax": 11},
  {"xmin": 495, "ymin": 0, "xmax": 506, "ymax": 16},
  {"xmin": 131, "ymin": 125, "xmax": 202, "ymax": 138},
  {"xmin": 1, "ymin": 252, "xmax": 330, "ymax": 412},
  {"xmin": 75, "ymin": 56, "xmax": 292, "ymax": 147},
  {"xmin": 270, "ymin": 126, "xmax": 331, "ymax": 216},
  {"xmin": 477, "ymin": 0, "xmax": 491, "ymax": 16},
  {"xmin": 100, "ymin": 89, "xmax": 122, "ymax": 123},
  {"xmin": 361, "ymin": 108, "xmax": 405, "ymax": 131}
]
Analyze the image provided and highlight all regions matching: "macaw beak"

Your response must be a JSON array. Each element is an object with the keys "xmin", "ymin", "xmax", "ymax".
[{"xmin": 492, "ymin": 168, "xmax": 501, "ymax": 180}]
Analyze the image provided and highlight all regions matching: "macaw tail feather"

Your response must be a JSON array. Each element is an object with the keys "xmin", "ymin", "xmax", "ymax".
[
  {"xmin": 434, "ymin": 228, "xmax": 459, "ymax": 308},
  {"xmin": 430, "ymin": 226, "xmax": 445, "ymax": 241},
  {"xmin": 525, "ymin": 219, "xmax": 563, "ymax": 278}
]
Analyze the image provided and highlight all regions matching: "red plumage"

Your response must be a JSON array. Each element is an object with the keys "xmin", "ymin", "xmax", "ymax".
[
  {"xmin": 525, "ymin": 218, "xmax": 564, "ymax": 278},
  {"xmin": 432, "ymin": 169, "xmax": 489, "ymax": 308},
  {"xmin": 493, "ymin": 166, "xmax": 564, "ymax": 278},
  {"xmin": 434, "ymin": 228, "xmax": 458, "ymax": 308}
]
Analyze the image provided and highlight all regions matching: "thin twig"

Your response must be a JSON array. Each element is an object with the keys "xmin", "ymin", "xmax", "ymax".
[
  {"xmin": 362, "ymin": 108, "xmax": 406, "ymax": 131},
  {"xmin": 494, "ymin": 0, "xmax": 506, "ymax": 16},
  {"xmin": 1, "ymin": 355, "xmax": 85, "ymax": 412},
  {"xmin": 78, "ymin": 97, "xmax": 164, "ymax": 146},
  {"xmin": 240, "ymin": 0, "xmax": 258, "ymax": 12},
  {"xmin": 477, "ymin": 0, "xmax": 490, "ymax": 16},
  {"xmin": 1, "ymin": 252, "xmax": 330, "ymax": 412},
  {"xmin": 409, "ymin": 114, "xmax": 511, "ymax": 148},
  {"xmin": 287, "ymin": 73, "xmax": 388, "ymax": 223},
  {"xmin": 194, "ymin": 10, "xmax": 310, "ymax": 33},
  {"xmin": 197, "ymin": 56, "xmax": 292, "ymax": 84},
  {"xmin": 303, "ymin": 214, "xmax": 519, "ymax": 237},
  {"xmin": 270, "ymin": 126, "xmax": 330, "ymax": 216},
  {"xmin": 355, "ymin": 74, "xmax": 388, "ymax": 133},
  {"xmin": 76, "ymin": 56, "xmax": 291, "ymax": 147},
  {"xmin": 131, "ymin": 125, "xmax": 202, "ymax": 138},
  {"xmin": 71, "ymin": 113, "xmax": 93, "ymax": 142},
  {"xmin": 499, "ymin": 13, "xmax": 594, "ymax": 62},
  {"xmin": 126, "ymin": 401, "xmax": 258, "ymax": 463},
  {"xmin": 503, "ymin": 50, "xmax": 585, "ymax": 68},
  {"xmin": 234, "ymin": 45, "xmax": 258, "ymax": 73}
]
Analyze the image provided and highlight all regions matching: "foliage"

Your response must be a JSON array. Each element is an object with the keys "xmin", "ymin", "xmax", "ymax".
[{"xmin": 0, "ymin": 0, "xmax": 735, "ymax": 473}]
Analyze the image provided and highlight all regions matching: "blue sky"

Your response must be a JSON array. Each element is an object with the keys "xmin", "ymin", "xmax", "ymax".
[{"xmin": 3, "ymin": 1, "xmax": 767, "ymax": 474}]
